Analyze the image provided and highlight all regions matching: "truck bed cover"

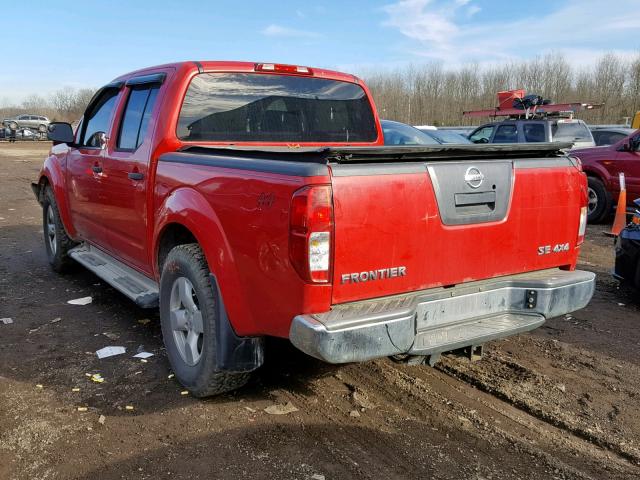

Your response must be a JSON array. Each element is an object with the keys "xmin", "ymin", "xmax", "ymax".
[{"xmin": 177, "ymin": 142, "xmax": 573, "ymax": 164}]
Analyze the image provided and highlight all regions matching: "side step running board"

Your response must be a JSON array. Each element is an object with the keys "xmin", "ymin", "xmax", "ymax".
[{"xmin": 68, "ymin": 244, "xmax": 159, "ymax": 308}]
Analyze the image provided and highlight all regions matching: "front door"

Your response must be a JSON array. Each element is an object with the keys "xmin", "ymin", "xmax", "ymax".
[
  {"xmin": 66, "ymin": 88, "xmax": 121, "ymax": 249},
  {"xmin": 100, "ymin": 81, "xmax": 162, "ymax": 274},
  {"xmin": 613, "ymin": 132, "xmax": 640, "ymax": 205}
]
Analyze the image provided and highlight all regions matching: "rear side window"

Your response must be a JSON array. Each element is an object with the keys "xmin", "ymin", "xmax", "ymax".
[
  {"xmin": 177, "ymin": 73, "xmax": 377, "ymax": 143},
  {"xmin": 81, "ymin": 90, "xmax": 120, "ymax": 147},
  {"xmin": 523, "ymin": 123, "xmax": 546, "ymax": 142},
  {"xmin": 117, "ymin": 86, "xmax": 159, "ymax": 150},
  {"xmin": 494, "ymin": 124, "xmax": 518, "ymax": 143},
  {"xmin": 552, "ymin": 122, "xmax": 593, "ymax": 142}
]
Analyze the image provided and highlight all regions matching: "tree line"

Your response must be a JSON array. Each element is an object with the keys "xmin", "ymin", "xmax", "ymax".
[
  {"xmin": 363, "ymin": 52, "xmax": 640, "ymax": 126},
  {"xmin": 2, "ymin": 52, "xmax": 639, "ymax": 127}
]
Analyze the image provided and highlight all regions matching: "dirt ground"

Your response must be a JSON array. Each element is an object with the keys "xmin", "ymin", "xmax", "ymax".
[{"xmin": 1, "ymin": 141, "xmax": 639, "ymax": 480}]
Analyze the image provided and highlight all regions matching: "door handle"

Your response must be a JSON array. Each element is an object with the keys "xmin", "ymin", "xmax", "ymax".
[
  {"xmin": 92, "ymin": 165, "xmax": 103, "ymax": 173},
  {"xmin": 128, "ymin": 172, "xmax": 144, "ymax": 181}
]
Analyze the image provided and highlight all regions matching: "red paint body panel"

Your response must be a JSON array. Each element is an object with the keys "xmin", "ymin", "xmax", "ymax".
[
  {"xmin": 330, "ymin": 166, "xmax": 584, "ymax": 303},
  {"xmin": 153, "ymin": 163, "xmax": 332, "ymax": 337},
  {"xmin": 36, "ymin": 61, "xmax": 587, "ymax": 341},
  {"xmin": 571, "ymin": 130, "xmax": 640, "ymax": 206},
  {"xmin": 39, "ymin": 150, "xmax": 77, "ymax": 238}
]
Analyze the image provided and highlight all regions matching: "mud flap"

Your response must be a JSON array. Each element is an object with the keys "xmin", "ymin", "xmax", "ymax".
[
  {"xmin": 31, "ymin": 182, "xmax": 42, "ymax": 203},
  {"xmin": 209, "ymin": 274, "xmax": 264, "ymax": 372}
]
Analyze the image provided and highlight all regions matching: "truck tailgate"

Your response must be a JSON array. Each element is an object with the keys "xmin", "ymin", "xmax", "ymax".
[{"xmin": 330, "ymin": 157, "xmax": 585, "ymax": 304}]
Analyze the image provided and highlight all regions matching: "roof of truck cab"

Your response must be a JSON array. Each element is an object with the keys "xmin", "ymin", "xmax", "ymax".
[{"xmin": 111, "ymin": 61, "xmax": 361, "ymax": 84}]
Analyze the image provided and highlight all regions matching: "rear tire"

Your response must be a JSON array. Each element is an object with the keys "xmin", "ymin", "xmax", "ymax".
[
  {"xmin": 587, "ymin": 177, "xmax": 612, "ymax": 224},
  {"xmin": 159, "ymin": 244, "xmax": 250, "ymax": 397},
  {"xmin": 42, "ymin": 187, "xmax": 75, "ymax": 273}
]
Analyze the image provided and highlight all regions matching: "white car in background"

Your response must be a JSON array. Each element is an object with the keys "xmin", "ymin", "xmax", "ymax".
[{"xmin": 3, "ymin": 114, "xmax": 50, "ymax": 132}]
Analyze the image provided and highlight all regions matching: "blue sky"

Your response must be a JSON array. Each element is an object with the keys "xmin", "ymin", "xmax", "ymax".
[{"xmin": 1, "ymin": 0, "xmax": 639, "ymax": 103}]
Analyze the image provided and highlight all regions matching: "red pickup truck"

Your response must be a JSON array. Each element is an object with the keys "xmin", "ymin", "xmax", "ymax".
[{"xmin": 33, "ymin": 61, "xmax": 595, "ymax": 397}]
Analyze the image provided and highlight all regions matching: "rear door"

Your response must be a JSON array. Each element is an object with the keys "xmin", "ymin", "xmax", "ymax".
[
  {"xmin": 99, "ymin": 73, "xmax": 164, "ymax": 274},
  {"xmin": 329, "ymin": 156, "xmax": 584, "ymax": 304}
]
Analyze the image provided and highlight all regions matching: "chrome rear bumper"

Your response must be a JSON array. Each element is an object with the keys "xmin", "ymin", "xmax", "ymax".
[{"xmin": 289, "ymin": 269, "xmax": 595, "ymax": 363}]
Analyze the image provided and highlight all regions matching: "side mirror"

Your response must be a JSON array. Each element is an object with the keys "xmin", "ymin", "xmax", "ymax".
[
  {"xmin": 632, "ymin": 137, "xmax": 640, "ymax": 152},
  {"xmin": 47, "ymin": 122, "xmax": 74, "ymax": 144}
]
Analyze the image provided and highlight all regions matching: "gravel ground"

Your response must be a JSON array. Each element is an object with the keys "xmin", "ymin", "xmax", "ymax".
[{"xmin": 1, "ymin": 141, "xmax": 639, "ymax": 480}]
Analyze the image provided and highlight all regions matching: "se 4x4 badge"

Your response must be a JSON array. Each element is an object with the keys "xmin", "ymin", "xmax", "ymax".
[{"xmin": 538, "ymin": 243, "xmax": 570, "ymax": 255}]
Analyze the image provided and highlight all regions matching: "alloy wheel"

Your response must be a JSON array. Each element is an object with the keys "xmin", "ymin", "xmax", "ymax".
[{"xmin": 169, "ymin": 277, "xmax": 204, "ymax": 366}]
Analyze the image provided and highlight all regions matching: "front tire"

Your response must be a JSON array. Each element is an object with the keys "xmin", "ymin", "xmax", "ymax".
[
  {"xmin": 159, "ymin": 244, "xmax": 250, "ymax": 397},
  {"xmin": 587, "ymin": 176, "xmax": 612, "ymax": 224},
  {"xmin": 42, "ymin": 187, "xmax": 75, "ymax": 272}
]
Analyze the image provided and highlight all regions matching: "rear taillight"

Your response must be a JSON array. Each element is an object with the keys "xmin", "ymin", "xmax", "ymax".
[
  {"xmin": 289, "ymin": 185, "xmax": 333, "ymax": 283},
  {"xmin": 569, "ymin": 155, "xmax": 583, "ymax": 172},
  {"xmin": 576, "ymin": 177, "xmax": 588, "ymax": 246},
  {"xmin": 577, "ymin": 206, "xmax": 587, "ymax": 245}
]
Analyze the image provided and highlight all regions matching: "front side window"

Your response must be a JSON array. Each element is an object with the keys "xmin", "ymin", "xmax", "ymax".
[
  {"xmin": 469, "ymin": 125, "xmax": 494, "ymax": 143},
  {"xmin": 177, "ymin": 73, "xmax": 377, "ymax": 143},
  {"xmin": 81, "ymin": 89, "xmax": 119, "ymax": 147},
  {"xmin": 117, "ymin": 86, "xmax": 159, "ymax": 150}
]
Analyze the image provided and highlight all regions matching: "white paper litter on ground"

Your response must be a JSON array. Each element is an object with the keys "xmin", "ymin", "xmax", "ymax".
[
  {"xmin": 96, "ymin": 346, "xmax": 126, "ymax": 359},
  {"xmin": 133, "ymin": 352, "xmax": 154, "ymax": 359},
  {"xmin": 68, "ymin": 296, "xmax": 92, "ymax": 306},
  {"xmin": 1, "ymin": 318, "xmax": 13, "ymax": 325}
]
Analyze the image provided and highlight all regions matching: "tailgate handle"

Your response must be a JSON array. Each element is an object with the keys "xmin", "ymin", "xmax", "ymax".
[{"xmin": 454, "ymin": 191, "xmax": 496, "ymax": 206}]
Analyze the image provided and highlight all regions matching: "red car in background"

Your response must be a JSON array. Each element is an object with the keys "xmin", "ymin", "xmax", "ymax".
[{"xmin": 572, "ymin": 129, "xmax": 640, "ymax": 223}]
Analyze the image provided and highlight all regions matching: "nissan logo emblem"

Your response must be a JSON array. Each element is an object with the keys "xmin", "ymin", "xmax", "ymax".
[{"xmin": 464, "ymin": 166, "xmax": 484, "ymax": 189}]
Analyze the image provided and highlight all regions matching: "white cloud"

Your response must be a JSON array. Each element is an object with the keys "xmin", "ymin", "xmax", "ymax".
[
  {"xmin": 383, "ymin": 0, "xmax": 459, "ymax": 46},
  {"xmin": 381, "ymin": 0, "xmax": 640, "ymax": 65},
  {"xmin": 261, "ymin": 24, "xmax": 320, "ymax": 39},
  {"xmin": 466, "ymin": 5, "xmax": 480, "ymax": 17}
]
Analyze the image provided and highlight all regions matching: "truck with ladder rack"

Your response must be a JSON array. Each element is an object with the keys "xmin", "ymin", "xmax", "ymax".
[
  {"xmin": 32, "ymin": 64, "xmax": 595, "ymax": 396},
  {"xmin": 466, "ymin": 89, "xmax": 600, "ymax": 149}
]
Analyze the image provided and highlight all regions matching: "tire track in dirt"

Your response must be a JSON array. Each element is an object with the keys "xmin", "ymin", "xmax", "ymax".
[
  {"xmin": 435, "ymin": 344, "xmax": 640, "ymax": 468},
  {"xmin": 342, "ymin": 358, "xmax": 639, "ymax": 479}
]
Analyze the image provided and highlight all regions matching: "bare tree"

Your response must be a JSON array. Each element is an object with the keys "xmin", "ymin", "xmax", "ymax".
[{"xmin": 365, "ymin": 52, "xmax": 640, "ymax": 126}]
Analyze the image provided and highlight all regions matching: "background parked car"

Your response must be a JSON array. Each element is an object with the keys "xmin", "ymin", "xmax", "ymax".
[
  {"xmin": 589, "ymin": 126, "xmax": 635, "ymax": 146},
  {"xmin": 381, "ymin": 120, "xmax": 440, "ymax": 145},
  {"xmin": 415, "ymin": 127, "xmax": 472, "ymax": 144},
  {"xmin": 570, "ymin": 129, "xmax": 640, "ymax": 222},
  {"xmin": 468, "ymin": 118, "xmax": 595, "ymax": 148},
  {"xmin": 3, "ymin": 114, "xmax": 50, "ymax": 132}
]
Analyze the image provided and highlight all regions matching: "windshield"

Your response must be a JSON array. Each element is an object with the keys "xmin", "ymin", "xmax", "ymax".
[
  {"xmin": 551, "ymin": 122, "xmax": 593, "ymax": 143},
  {"xmin": 381, "ymin": 120, "xmax": 440, "ymax": 145},
  {"xmin": 177, "ymin": 73, "xmax": 377, "ymax": 143}
]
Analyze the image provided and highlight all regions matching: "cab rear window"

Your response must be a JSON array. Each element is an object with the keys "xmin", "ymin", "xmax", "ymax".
[{"xmin": 177, "ymin": 73, "xmax": 377, "ymax": 143}]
